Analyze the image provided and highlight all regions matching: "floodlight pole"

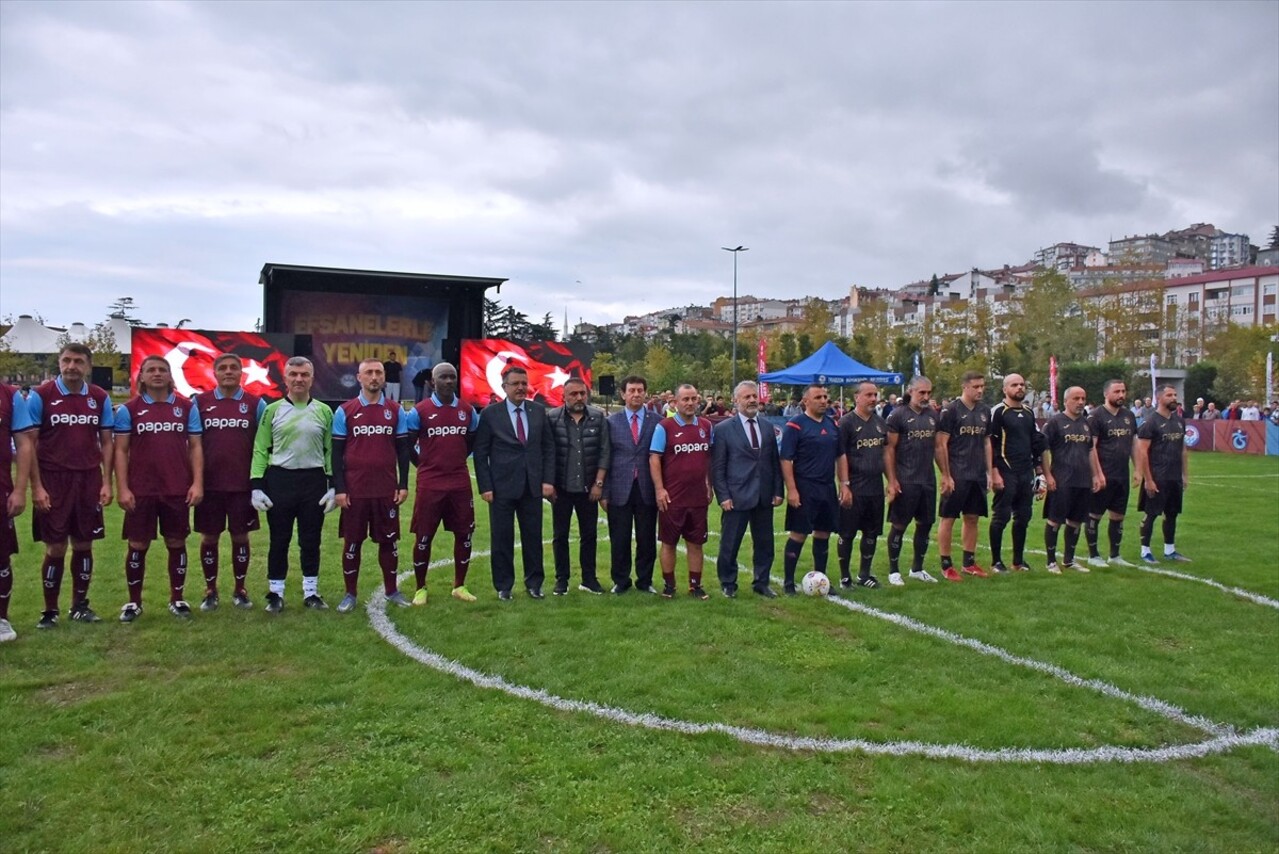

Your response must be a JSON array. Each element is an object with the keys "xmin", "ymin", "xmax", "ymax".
[{"xmin": 722, "ymin": 245, "xmax": 748, "ymax": 393}]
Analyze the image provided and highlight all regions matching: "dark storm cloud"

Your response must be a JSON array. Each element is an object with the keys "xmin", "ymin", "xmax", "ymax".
[{"xmin": 1, "ymin": 1, "xmax": 1275, "ymax": 330}]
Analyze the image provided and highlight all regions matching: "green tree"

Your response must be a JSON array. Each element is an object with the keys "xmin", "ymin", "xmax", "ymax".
[
  {"xmin": 1205, "ymin": 322, "xmax": 1279, "ymax": 402},
  {"xmin": 1184, "ymin": 361, "xmax": 1218, "ymax": 407},
  {"xmin": 1005, "ymin": 270, "xmax": 1094, "ymax": 387},
  {"xmin": 107, "ymin": 297, "xmax": 145, "ymax": 326}
]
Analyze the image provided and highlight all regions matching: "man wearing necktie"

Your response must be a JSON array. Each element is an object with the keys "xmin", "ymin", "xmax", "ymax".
[
  {"xmin": 712, "ymin": 381, "xmax": 783, "ymax": 598},
  {"xmin": 473, "ymin": 366, "xmax": 556, "ymax": 600},
  {"xmin": 601, "ymin": 375, "xmax": 658, "ymax": 594}
]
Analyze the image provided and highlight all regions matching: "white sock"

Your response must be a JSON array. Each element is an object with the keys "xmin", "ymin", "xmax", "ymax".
[
  {"xmin": 1164, "ymin": 544, "xmax": 1176, "ymax": 556},
  {"xmin": 1141, "ymin": 546, "xmax": 1153, "ymax": 556},
  {"xmin": 302, "ymin": 576, "xmax": 319, "ymax": 597},
  {"xmin": 269, "ymin": 579, "xmax": 285, "ymax": 596}
]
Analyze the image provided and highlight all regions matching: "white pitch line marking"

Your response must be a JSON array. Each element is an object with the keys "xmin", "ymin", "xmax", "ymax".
[{"xmin": 371, "ymin": 545, "xmax": 1279, "ymax": 763}]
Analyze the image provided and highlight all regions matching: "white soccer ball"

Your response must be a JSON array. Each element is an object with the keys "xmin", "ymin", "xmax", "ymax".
[{"xmin": 801, "ymin": 571, "xmax": 831, "ymax": 597}]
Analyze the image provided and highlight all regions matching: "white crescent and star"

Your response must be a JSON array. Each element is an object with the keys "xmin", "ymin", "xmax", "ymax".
[
  {"xmin": 161, "ymin": 341, "xmax": 217, "ymax": 396},
  {"xmin": 242, "ymin": 358, "xmax": 271, "ymax": 388}
]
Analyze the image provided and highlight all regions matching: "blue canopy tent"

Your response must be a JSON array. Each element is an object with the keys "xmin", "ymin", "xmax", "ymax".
[{"xmin": 758, "ymin": 341, "xmax": 903, "ymax": 386}]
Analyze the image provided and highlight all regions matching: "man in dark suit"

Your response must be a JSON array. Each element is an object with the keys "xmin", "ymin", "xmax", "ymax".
[
  {"xmin": 712, "ymin": 381, "xmax": 783, "ymax": 598},
  {"xmin": 473, "ymin": 366, "xmax": 556, "ymax": 600},
  {"xmin": 601, "ymin": 374, "xmax": 658, "ymax": 594}
]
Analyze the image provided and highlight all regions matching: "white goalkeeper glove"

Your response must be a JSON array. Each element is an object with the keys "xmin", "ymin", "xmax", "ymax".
[
  {"xmin": 319, "ymin": 487, "xmax": 337, "ymax": 514},
  {"xmin": 251, "ymin": 489, "xmax": 273, "ymax": 511},
  {"xmin": 1033, "ymin": 475, "xmax": 1047, "ymax": 500}
]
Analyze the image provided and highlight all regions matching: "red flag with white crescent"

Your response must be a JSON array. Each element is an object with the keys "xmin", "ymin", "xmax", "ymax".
[
  {"xmin": 130, "ymin": 328, "xmax": 294, "ymax": 399},
  {"xmin": 459, "ymin": 338, "xmax": 594, "ymax": 408}
]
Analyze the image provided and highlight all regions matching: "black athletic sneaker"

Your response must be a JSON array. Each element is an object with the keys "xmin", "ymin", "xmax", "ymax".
[
  {"xmin": 991, "ymin": 561, "xmax": 1010, "ymax": 574},
  {"xmin": 783, "ymin": 585, "xmax": 798, "ymax": 596},
  {"xmin": 119, "ymin": 603, "xmax": 142, "ymax": 623},
  {"xmin": 200, "ymin": 593, "xmax": 219, "ymax": 612},
  {"xmin": 36, "ymin": 610, "xmax": 58, "ymax": 629},
  {"xmin": 660, "ymin": 584, "xmax": 676, "ymax": 599},
  {"xmin": 840, "ymin": 575, "xmax": 854, "ymax": 589},
  {"xmin": 552, "ymin": 580, "xmax": 569, "ymax": 596},
  {"xmin": 856, "ymin": 575, "xmax": 880, "ymax": 589},
  {"xmin": 303, "ymin": 594, "xmax": 328, "ymax": 610},
  {"xmin": 264, "ymin": 592, "xmax": 284, "ymax": 613},
  {"xmin": 688, "ymin": 585, "xmax": 709, "ymax": 601},
  {"xmin": 232, "ymin": 591, "xmax": 253, "ymax": 609},
  {"xmin": 69, "ymin": 600, "xmax": 102, "ymax": 623},
  {"xmin": 168, "ymin": 600, "xmax": 193, "ymax": 618}
]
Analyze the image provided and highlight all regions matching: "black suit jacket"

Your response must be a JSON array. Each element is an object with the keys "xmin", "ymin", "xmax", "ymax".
[
  {"xmin": 474, "ymin": 400, "xmax": 556, "ymax": 499},
  {"xmin": 712, "ymin": 414, "xmax": 782, "ymax": 510}
]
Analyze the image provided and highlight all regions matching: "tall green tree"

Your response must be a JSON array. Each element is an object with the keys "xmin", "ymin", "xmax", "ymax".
[{"xmin": 1005, "ymin": 270, "xmax": 1094, "ymax": 387}]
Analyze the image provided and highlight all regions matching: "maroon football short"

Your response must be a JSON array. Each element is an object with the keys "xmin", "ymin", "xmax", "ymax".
[
  {"xmin": 339, "ymin": 497, "xmax": 401, "ymax": 544},
  {"xmin": 1, "ymin": 500, "xmax": 18, "ymax": 561},
  {"xmin": 122, "ymin": 495, "xmax": 191, "ymax": 542},
  {"xmin": 410, "ymin": 488, "xmax": 475, "ymax": 537},
  {"xmin": 193, "ymin": 490, "xmax": 260, "ymax": 536},
  {"xmin": 658, "ymin": 504, "xmax": 709, "ymax": 546},
  {"xmin": 33, "ymin": 468, "xmax": 105, "ymax": 543}
]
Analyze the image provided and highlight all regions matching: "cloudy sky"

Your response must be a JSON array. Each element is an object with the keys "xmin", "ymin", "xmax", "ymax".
[{"xmin": 2, "ymin": 0, "xmax": 1276, "ymax": 333}]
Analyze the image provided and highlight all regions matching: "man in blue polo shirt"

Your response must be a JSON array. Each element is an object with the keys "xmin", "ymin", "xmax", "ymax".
[{"xmin": 780, "ymin": 384, "xmax": 846, "ymax": 595}]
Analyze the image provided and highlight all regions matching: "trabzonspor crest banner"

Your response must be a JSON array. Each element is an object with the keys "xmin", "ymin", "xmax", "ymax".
[
  {"xmin": 460, "ymin": 338, "xmax": 593, "ymax": 408},
  {"xmin": 130, "ymin": 328, "xmax": 295, "ymax": 399}
]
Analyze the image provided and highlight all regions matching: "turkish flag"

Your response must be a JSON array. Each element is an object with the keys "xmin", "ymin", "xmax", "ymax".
[
  {"xmin": 130, "ymin": 328, "xmax": 295, "ymax": 399},
  {"xmin": 459, "ymin": 338, "xmax": 594, "ymax": 408}
]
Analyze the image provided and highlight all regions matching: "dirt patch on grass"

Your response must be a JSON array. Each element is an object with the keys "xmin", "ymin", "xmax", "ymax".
[
  {"xmin": 367, "ymin": 838, "xmax": 410, "ymax": 854},
  {"xmin": 34, "ymin": 680, "xmax": 109, "ymax": 707}
]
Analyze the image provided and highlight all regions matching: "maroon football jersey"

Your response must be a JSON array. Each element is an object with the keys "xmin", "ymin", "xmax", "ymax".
[
  {"xmin": 194, "ymin": 389, "xmax": 262, "ymax": 492},
  {"xmin": 118, "ymin": 393, "xmax": 199, "ymax": 497},
  {"xmin": 657, "ymin": 415, "xmax": 712, "ymax": 508},
  {"xmin": 0, "ymin": 383, "xmax": 20, "ymax": 495},
  {"xmin": 33, "ymin": 378, "xmax": 113, "ymax": 472},
  {"xmin": 336, "ymin": 396, "xmax": 403, "ymax": 499},
  {"xmin": 411, "ymin": 397, "xmax": 476, "ymax": 493}
]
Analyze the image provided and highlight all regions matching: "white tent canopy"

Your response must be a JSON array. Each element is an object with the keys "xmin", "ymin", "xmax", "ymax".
[{"xmin": 0, "ymin": 315, "xmax": 133, "ymax": 354}]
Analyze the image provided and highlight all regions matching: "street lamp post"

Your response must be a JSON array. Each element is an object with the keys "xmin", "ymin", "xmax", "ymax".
[{"xmin": 722, "ymin": 245, "xmax": 748, "ymax": 393}]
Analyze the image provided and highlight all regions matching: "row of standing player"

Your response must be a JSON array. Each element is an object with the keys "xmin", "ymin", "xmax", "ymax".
[
  {"xmin": 0, "ymin": 346, "xmax": 1192, "ymax": 642},
  {"xmin": 0, "ymin": 346, "xmax": 490, "ymax": 639}
]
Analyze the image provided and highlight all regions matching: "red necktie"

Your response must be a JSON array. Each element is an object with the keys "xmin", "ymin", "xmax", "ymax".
[
  {"xmin": 631, "ymin": 412, "xmax": 640, "ymax": 445},
  {"xmin": 515, "ymin": 407, "xmax": 526, "ymax": 444},
  {"xmin": 748, "ymin": 418, "xmax": 759, "ymax": 450}
]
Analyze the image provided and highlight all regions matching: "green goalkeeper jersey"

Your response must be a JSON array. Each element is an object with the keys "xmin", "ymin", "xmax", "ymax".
[{"xmin": 251, "ymin": 397, "xmax": 334, "ymax": 478}]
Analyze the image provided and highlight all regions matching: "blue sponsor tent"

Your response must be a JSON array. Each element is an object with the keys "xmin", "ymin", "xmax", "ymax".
[{"xmin": 758, "ymin": 341, "xmax": 903, "ymax": 386}]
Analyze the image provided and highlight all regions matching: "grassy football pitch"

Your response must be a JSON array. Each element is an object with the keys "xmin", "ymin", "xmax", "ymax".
[{"xmin": 2, "ymin": 452, "xmax": 1277, "ymax": 852}]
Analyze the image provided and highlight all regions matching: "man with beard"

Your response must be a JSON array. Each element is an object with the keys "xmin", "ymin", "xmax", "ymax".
[
  {"xmin": 780, "ymin": 384, "xmax": 842, "ymax": 594},
  {"xmin": 649, "ymin": 384, "xmax": 714, "ymax": 599},
  {"xmin": 836, "ymin": 382, "xmax": 889, "ymax": 588},
  {"xmin": 547, "ymin": 377, "xmax": 611, "ymax": 596},
  {"xmin": 1137, "ymin": 386, "xmax": 1191, "ymax": 564},
  {"xmin": 1085, "ymin": 379, "xmax": 1139, "ymax": 567},
  {"xmin": 712, "ymin": 380, "xmax": 783, "ymax": 598},
  {"xmin": 935, "ymin": 372, "xmax": 994, "ymax": 581},
  {"xmin": 331, "ymin": 358, "xmax": 412, "ymax": 614},
  {"xmin": 987, "ymin": 374, "xmax": 1045, "ymax": 573},
  {"xmin": 1041, "ymin": 386, "xmax": 1103, "ymax": 573},
  {"xmin": 403, "ymin": 362, "xmax": 480, "ymax": 604},
  {"xmin": 113, "ymin": 355, "xmax": 204, "ymax": 620},
  {"xmin": 884, "ymin": 377, "xmax": 940, "ymax": 584},
  {"xmin": 26, "ymin": 344, "xmax": 115, "ymax": 628},
  {"xmin": 192, "ymin": 353, "xmax": 267, "ymax": 610}
]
